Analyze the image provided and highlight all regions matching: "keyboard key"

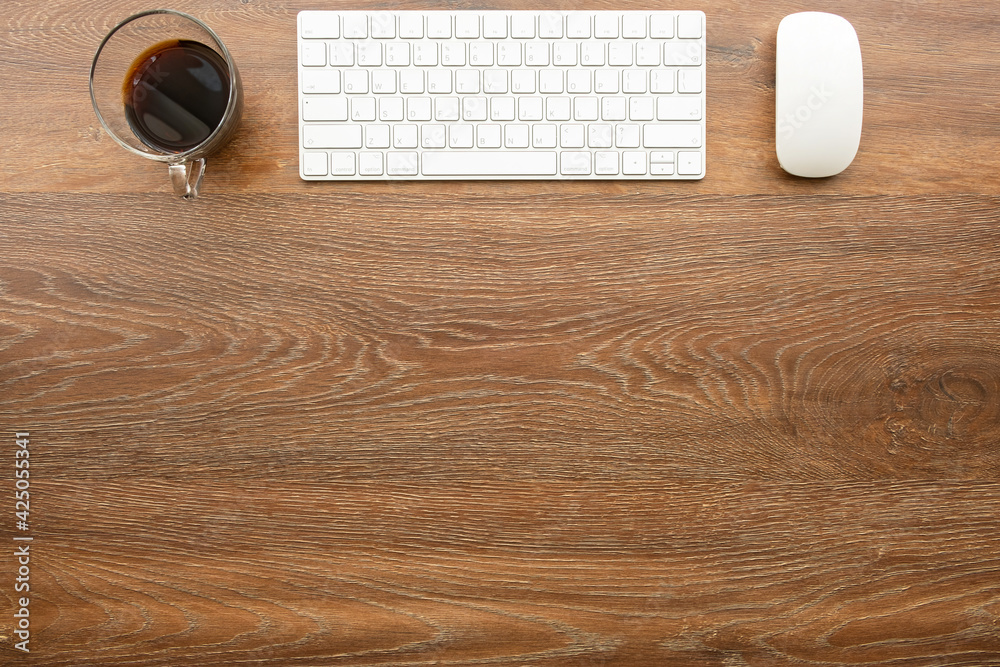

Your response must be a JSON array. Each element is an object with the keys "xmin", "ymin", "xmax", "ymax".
[
  {"xmin": 581, "ymin": 42, "xmax": 605, "ymax": 66},
  {"xmin": 505, "ymin": 124, "xmax": 530, "ymax": 148},
  {"xmin": 589, "ymin": 124, "xmax": 613, "ymax": 148},
  {"xmin": 553, "ymin": 43, "xmax": 577, "ymax": 66},
  {"xmin": 560, "ymin": 152, "xmax": 592, "ymax": 175},
  {"xmin": 595, "ymin": 151, "xmax": 619, "ymax": 174},
  {"xmin": 371, "ymin": 12, "xmax": 395, "ymax": 38},
  {"xmin": 677, "ymin": 12, "xmax": 703, "ymax": 39},
  {"xmin": 365, "ymin": 125, "xmax": 389, "ymax": 148},
  {"xmin": 300, "ymin": 42, "xmax": 325, "ymax": 66},
  {"xmin": 413, "ymin": 42, "xmax": 437, "ymax": 65},
  {"xmin": 484, "ymin": 70, "xmax": 509, "ymax": 94},
  {"xmin": 387, "ymin": 151, "xmax": 419, "ymax": 175},
  {"xmin": 344, "ymin": 71, "xmax": 368, "ymax": 94},
  {"xmin": 637, "ymin": 42, "xmax": 661, "ymax": 66},
  {"xmin": 343, "ymin": 14, "xmax": 367, "ymax": 38},
  {"xmin": 449, "ymin": 124, "xmax": 474, "ymax": 148},
  {"xmin": 456, "ymin": 70, "xmax": 480, "ymax": 93},
  {"xmin": 561, "ymin": 124, "xmax": 585, "ymax": 148},
  {"xmin": 427, "ymin": 14, "xmax": 451, "ymax": 38},
  {"xmin": 616, "ymin": 124, "xmax": 640, "ymax": 148},
  {"xmin": 302, "ymin": 69, "xmax": 341, "ymax": 94},
  {"xmin": 525, "ymin": 43, "xmax": 550, "ymax": 66},
  {"xmin": 442, "ymin": 42, "xmax": 466, "ymax": 66},
  {"xmin": 491, "ymin": 96, "xmax": 515, "ymax": 120},
  {"xmin": 359, "ymin": 151, "xmax": 383, "ymax": 175},
  {"xmin": 399, "ymin": 13, "xmax": 423, "ymax": 38},
  {"xmin": 567, "ymin": 14, "xmax": 591, "ymax": 38},
  {"xmin": 678, "ymin": 69, "xmax": 703, "ymax": 94},
  {"xmin": 300, "ymin": 11, "xmax": 339, "ymax": 39},
  {"xmin": 427, "ymin": 70, "xmax": 451, "ymax": 93},
  {"xmin": 533, "ymin": 124, "xmax": 557, "ymax": 148},
  {"xmin": 608, "ymin": 43, "xmax": 633, "ymax": 66},
  {"xmin": 422, "ymin": 124, "xmax": 446, "ymax": 147},
  {"xmin": 303, "ymin": 96, "xmax": 348, "ymax": 121},
  {"xmin": 393, "ymin": 124, "xmax": 418, "ymax": 148},
  {"xmin": 623, "ymin": 70, "xmax": 647, "ymax": 93},
  {"xmin": 664, "ymin": 42, "xmax": 702, "ymax": 66},
  {"xmin": 330, "ymin": 152, "xmax": 356, "ymax": 175},
  {"xmin": 657, "ymin": 96, "xmax": 702, "ymax": 121},
  {"xmin": 328, "ymin": 42, "xmax": 354, "ymax": 66},
  {"xmin": 595, "ymin": 14, "xmax": 619, "ymax": 38},
  {"xmin": 539, "ymin": 12, "xmax": 564, "ymax": 38},
  {"xmin": 539, "ymin": 70, "xmax": 564, "ymax": 94},
  {"xmin": 595, "ymin": 71, "xmax": 618, "ymax": 93},
  {"xmin": 385, "ymin": 42, "xmax": 410, "ymax": 66},
  {"xmin": 651, "ymin": 70, "xmax": 675, "ymax": 93},
  {"xmin": 511, "ymin": 69, "xmax": 536, "ymax": 93},
  {"xmin": 629, "ymin": 97, "xmax": 654, "ymax": 121},
  {"xmin": 622, "ymin": 13, "xmax": 647, "ymax": 38},
  {"xmin": 477, "ymin": 124, "xmax": 502, "ymax": 148},
  {"xmin": 400, "ymin": 70, "xmax": 425, "ymax": 93},
  {"xmin": 602, "ymin": 97, "xmax": 626, "ymax": 121},
  {"xmin": 302, "ymin": 152, "xmax": 328, "ymax": 175},
  {"xmin": 519, "ymin": 96, "xmax": 543, "ymax": 120},
  {"xmin": 463, "ymin": 96, "xmax": 488, "ymax": 121},
  {"xmin": 574, "ymin": 96, "xmax": 599, "ymax": 121},
  {"xmin": 455, "ymin": 13, "xmax": 480, "ymax": 38},
  {"xmin": 678, "ymin": 151, "xmax": 702, "ymax": 175},
  {"xmin": 644, "ymin": 125, "xmax": 702, "ymax": 148},
  {"xmin": 436, "ymin": 97, "xmax": 460, "ymax": 121},
  {"xmin": 622, "ymin": 151, "xmax": 647, "ymax": 175},
  {"xmin": 470, "ymin": 42, "xmax": 494, "ymax": 66},
  {"xmin": 484, "ymin": 14, "xmax": 508, "ymax": 38},
  {"xmin": 651, "ymin": 161, "xmax": 675, "ymax": 175},
  {"xmin": 546, "ymin": 97, "xmax": 571, "ymax": 121},
  {"xmin": 373, "ymin": 71, "xmax": 397, "ymax": 94},
  {"xmin": 304, "ymin": 124, "xmax": 362, "ymax": 149},
  {"xmin": 351, "ymin": 97, "xmax": 376, "ymax": 121},
  {"xmin": 567, "ymin": 70, "xmax": 591, "ymax": 93},
  {"xmin": 511, "ymin": 14, "xmax": 535, "ymax": 38},
  {"xmin": 498, "ymin": 43, "xmax": 522, "ymax": 66},
  {"xmin": 407, "ymin": 97, "xmax": 432, "ymax": 121},
  {"xmin": 423, "ymin": 151, "xmax": 558, "ymax": 176},
  {"xmin": 650, "ymin": 13, "xmax": 675, "ymax": 38}
]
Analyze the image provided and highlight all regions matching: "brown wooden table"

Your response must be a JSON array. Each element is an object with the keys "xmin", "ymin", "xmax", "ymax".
[{"xmin": 2, "ymin": 1, "xmax": 999, "ymax": 664}]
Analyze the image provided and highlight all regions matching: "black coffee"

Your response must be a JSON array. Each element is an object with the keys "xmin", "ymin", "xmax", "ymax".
[{"xmin": 123, "ymin": 40, "xmax": 230, "ymax": 153}]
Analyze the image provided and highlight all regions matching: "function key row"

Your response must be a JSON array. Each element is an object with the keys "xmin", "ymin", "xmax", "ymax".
[{"xmin": 300, "ymin": 11, "xmax": 704, "ymax": 41}]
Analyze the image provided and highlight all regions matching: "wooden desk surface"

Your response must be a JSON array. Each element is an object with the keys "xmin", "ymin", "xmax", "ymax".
[{"xmin": 2, "ymin": 1, "xmax": 999, "ymax": 664}]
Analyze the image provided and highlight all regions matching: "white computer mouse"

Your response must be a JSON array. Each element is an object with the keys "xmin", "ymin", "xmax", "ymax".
[{"xmin": 775, "ymin": 12, "xmax": 864, "ymax": 178}]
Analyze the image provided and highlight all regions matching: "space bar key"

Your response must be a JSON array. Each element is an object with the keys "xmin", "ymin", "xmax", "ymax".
[{"xmin": 422, "ymin": 151, "xmax": 558, "ymax": 176}]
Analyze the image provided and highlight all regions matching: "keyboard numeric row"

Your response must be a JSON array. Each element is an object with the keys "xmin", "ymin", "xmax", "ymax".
[{"xmin": 302, "ymin": 40, "xmax": 702, "ymax": 68}]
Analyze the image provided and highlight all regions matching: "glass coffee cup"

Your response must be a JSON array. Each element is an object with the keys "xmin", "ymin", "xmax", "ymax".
[{"xmin": 90, "ymin": 9, "xmax": 243, "ymax": 199}]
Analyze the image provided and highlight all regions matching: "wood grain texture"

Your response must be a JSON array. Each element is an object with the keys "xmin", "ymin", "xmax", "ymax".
[
  {"xmin": 3, "ymin": 193, "xmax": 999, "ymax": 483},
  {"xmin": 2, "ymin": 0, "xmax": 1000, "ymax": 664},
  {"xmin": 16, "ymin": 480, "xmax": 1000, "ymax": 665}
]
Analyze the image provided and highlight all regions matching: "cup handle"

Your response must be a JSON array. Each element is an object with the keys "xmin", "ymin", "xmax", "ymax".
[{"xmin": 168, "ymin": 159, "xmax": 206, "ymax": 199}]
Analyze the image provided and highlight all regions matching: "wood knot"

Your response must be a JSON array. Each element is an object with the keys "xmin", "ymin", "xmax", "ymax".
[{"xmin": 886, "ymin": 366, "xmax": 999, "ymax": 455}]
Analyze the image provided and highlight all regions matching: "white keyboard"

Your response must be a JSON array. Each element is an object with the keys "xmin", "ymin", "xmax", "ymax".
[{"xmin": 297, "ymin": 10, "xmax": 706, "ymax": 180}]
